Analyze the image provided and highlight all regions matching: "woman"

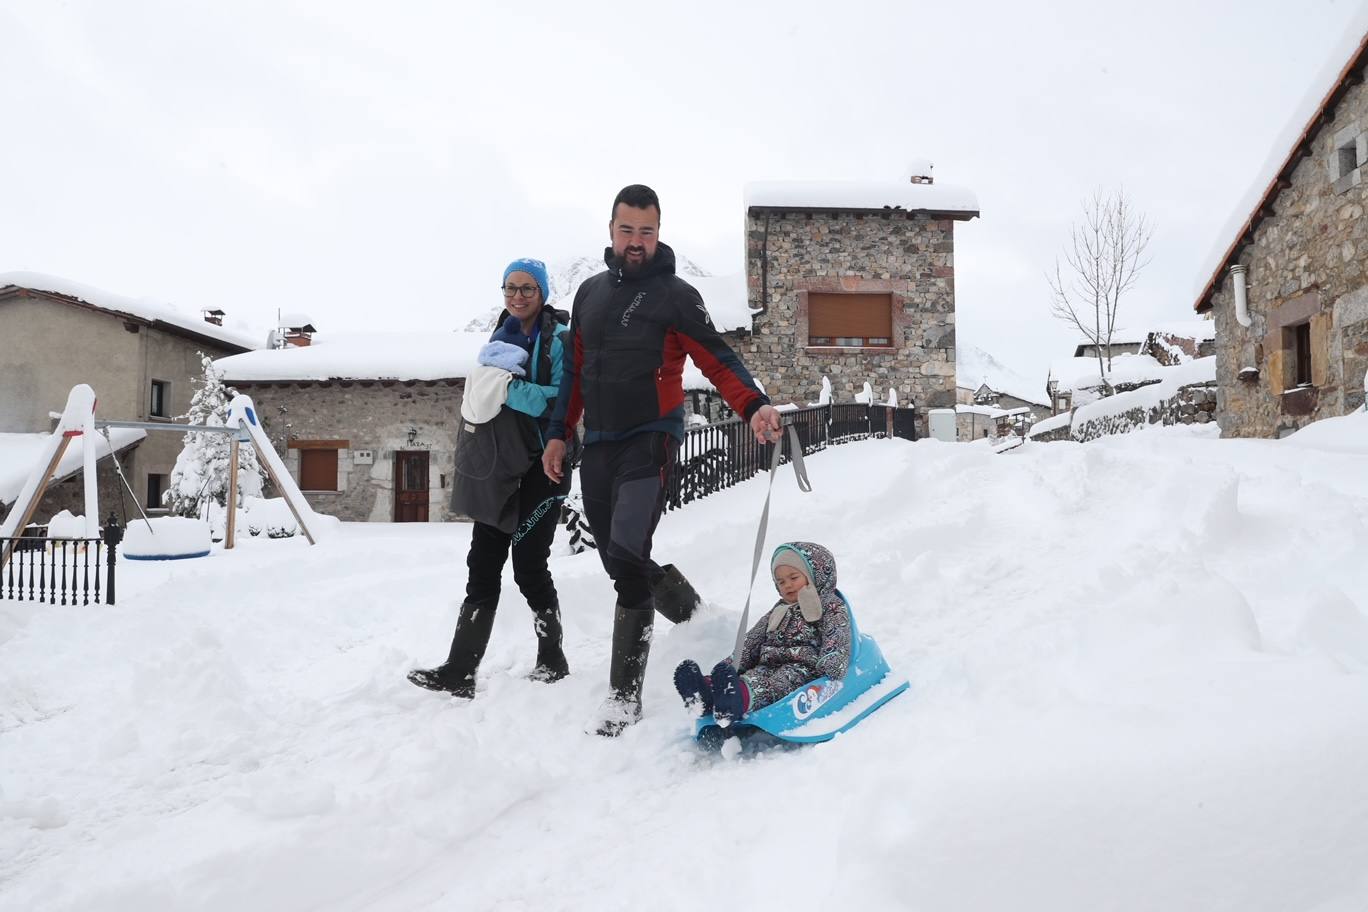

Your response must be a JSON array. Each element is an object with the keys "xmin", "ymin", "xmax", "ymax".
[{"xmin": 408, "ymin": 257, "xmax": 574, "ymax": 698}]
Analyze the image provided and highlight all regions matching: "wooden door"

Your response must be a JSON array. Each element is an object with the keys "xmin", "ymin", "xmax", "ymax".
[{"xmin": 394, "ymin": 451, "xmax": 430, "ymax": 522}]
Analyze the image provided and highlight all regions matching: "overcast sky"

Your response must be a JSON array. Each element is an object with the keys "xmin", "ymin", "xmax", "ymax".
[{"xmin": 4, "ymin": 0, "xmax": 1366, "ymax": 388}]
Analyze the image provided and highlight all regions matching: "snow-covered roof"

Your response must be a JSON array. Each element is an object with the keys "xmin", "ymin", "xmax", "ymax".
[
  {"xmin": 1047, "ymin": 353, "xmax": 1168, "ymax": 396},
  {"xmin": 955, "ymin": 403, "xmax": 1029, "ymax": 418},
  {"xmin": 1074, "ymin": 329, "xmax": 1149, "ymax": 349},
  {"xmin": 216, "ymin": 332, "xmax": 489, "ymax": 382},
  {"xmin": 218, "ymin": 324, "xmax": 735, "ymax": 389},
  {"xmin": 745, "ymin": 180, "xmax": 979, "ymax": 217},
  {"xmin": 0, "ymin": 271, "xmax": 259, "ymax": 351},
  {"xmin": 957, "ymin": 344, "xmax": 1050, "ymax": 406},
  {"xmin": 1193, "ymin": 15, "xmax": 1368, "ymax": 313},
  {"xmin": 0, "ymin": 428, "xmax": 145, "ymax": 507}
]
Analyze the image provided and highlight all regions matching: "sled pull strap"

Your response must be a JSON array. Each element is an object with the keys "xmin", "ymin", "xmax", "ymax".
[{"xmin": 731, "ymin": 424, "xmax": 810, "ymax": 666}]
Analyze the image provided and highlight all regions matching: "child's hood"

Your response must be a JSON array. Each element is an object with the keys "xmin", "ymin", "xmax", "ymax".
[
  {"xmin": 772, "ymin": 541, "xmax": 838, "ymax": 597},
  {"xmin": 769, "ymin": 541, "xmax": 842, "ymax": 628}
]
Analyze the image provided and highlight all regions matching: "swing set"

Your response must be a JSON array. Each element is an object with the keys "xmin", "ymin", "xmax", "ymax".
[{"xmin": 0, "ymin": 384, "xmax": 319, "ymax": 576}]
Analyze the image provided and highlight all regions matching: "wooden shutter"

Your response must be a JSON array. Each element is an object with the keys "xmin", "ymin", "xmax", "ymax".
[
  {"xmin": 808, "ymin": 293, "xmax": 893, "ymax": 343},
  {"xmin": 299, "ymin": 449, "xmax": 338, "ymax": 491}
]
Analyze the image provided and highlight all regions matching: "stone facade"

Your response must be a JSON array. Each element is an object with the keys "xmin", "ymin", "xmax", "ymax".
[
  {"xmin": 739, "ymin": 209, "xmax": 965, "ymax": 438},
  {"xmin": 1206, "ymin": 53, "xmax": 1368, "ymax": 437},
  {"xmin": 227, "ymin": 380, "xmax": 463, "ymax": 523}
]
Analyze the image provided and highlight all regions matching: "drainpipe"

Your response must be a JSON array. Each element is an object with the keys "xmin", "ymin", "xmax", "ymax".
[{"xmin": 1229, "ymin": 264, "xmax": 1252, "ymax": 328}]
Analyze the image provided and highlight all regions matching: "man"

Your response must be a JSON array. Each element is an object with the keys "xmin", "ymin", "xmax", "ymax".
[{"xmin": 544, "ymin": 183, "xmax": 782, "ymax": 736}]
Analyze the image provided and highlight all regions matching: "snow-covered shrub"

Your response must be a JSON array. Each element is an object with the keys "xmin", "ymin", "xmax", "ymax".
[{"xmin": 165, "ymin": 354, "xmax": 265, "ymax": 519}]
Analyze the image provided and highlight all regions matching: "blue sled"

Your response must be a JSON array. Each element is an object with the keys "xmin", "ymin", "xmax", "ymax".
[{"xmin": 694, "ymin": 592, "xmax": 909, "ymax": 749}]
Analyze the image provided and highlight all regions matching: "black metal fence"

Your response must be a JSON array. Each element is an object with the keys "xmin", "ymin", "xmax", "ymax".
[
  {"xmin": 0, "ymin": 516, "xmax": 123, "ymax": 605},
  {"xmin": 664, "ymin": 403, "xmax": 917, "ymax": 512}
]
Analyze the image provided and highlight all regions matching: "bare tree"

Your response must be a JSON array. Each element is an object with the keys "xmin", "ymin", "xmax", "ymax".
[{"xmin": 1049, "ymin": 188, "xmax": 1153, "ymax": 395}]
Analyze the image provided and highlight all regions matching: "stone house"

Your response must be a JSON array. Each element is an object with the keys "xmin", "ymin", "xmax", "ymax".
[
  {"xmin": 1196, "ymin": 30, "xmax": 1368, "ymax": 437},
  {"xmin": 0, "ymin": 273, "xmax": 255, "ymax": 526},
  {"xmin": 215, "ymin": 333, "xmax": 486, "ymax": 522},
  {"xmin": 736, "ymin": 172, "xmax": 979, "ymax": 437}
]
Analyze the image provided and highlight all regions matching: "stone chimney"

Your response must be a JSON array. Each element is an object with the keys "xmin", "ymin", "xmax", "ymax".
[{"xmin": 279, "ymin": 312, "xmax": 317, "ymax": 347}]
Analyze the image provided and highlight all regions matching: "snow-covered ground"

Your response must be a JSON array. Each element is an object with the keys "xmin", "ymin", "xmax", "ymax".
[{"xmin": 5, "ymin": 421, "xmax": 1368, "ymax": 911}]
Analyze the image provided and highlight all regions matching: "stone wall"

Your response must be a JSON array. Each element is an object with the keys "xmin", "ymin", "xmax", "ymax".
[
  {"xmin": 228, "ymin": 380, "xmax": 463, "ymax": 522},
  {"xmin": 1029, "ymin": 420, "xmax": 1073, "ymax": 443},
  {"xmin": 1069, "ymin": 382, "xmax": 1217, "ymax": 442},
  {"xmin": 1209, "ymin": 57, "xmax": 1368, "ymax": 437},
  {"xmin": 739, "ymin": 209, "xmax": 960, "ymax": 438}
]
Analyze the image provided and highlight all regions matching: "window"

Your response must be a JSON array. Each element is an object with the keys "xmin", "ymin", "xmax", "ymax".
[
  {"xmin": 1292, "ymin": 321, "xmax": 1312, "ymax": 386},
  {"xmin": 149, "ymin": 380, "xmax": 169, "ymax": 418},
  {"xmin": 147, "ymin": 473, "xmax": 167, "ymax": 509},
  {"xmin": 1331, "ymin": 125, "xmax": 1364, "ymax": 192},
  {"xmin": 807, "ymin": 293, "xmax": 894, "ymax": 348},
  {"xmin": 299, "ymin": 449, "xmax": 339, "ymax": 492},
  {"xmin": 1339, "ymin": 141, "xmax": 1360, "ymax": 179}
]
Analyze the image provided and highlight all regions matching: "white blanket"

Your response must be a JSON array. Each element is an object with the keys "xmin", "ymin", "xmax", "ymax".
[{"xmin": 461, "ymin": 366, "xmax": 514, "ymax": 424}]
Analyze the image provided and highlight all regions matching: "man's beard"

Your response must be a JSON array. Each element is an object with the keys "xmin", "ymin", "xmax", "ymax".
[{"xmin": 619, "ymin": 247, "xmax": 651, "ymax": 275}]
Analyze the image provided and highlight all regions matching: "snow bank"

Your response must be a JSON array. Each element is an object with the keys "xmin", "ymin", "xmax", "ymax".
[
  {"xmin": 43, "ymin": 510, "xmax": 86, "ymax": 539},
  {"xmin": 5, "ymin": 426, "xmax": 1368, "ymax": 910},
  {"xmin": 0, "ymin": 271, "xmax": 258, "ymax": 350},
  {"xmin": 1281, "ymin": 409, "xmax": 1368, "ymax": 454}
]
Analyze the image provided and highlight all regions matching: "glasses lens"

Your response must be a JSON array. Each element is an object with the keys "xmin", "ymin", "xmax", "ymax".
[{"xmin": 502, "ymin": 285, "xmax": 537, "ymax": 299}]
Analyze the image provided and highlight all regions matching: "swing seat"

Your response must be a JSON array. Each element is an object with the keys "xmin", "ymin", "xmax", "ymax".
[
  {"xmin": 121, "ymin": 517, "xmax": 212, "ymax": 561},
  {"xmin": 693, "ymin": 592, "xmax": 909, "ymax": 748}
]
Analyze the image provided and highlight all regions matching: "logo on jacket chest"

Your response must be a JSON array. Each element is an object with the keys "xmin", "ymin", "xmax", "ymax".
[{"xmin": 620, "ymin": 292, "xmax": 647, "ymax": 328}]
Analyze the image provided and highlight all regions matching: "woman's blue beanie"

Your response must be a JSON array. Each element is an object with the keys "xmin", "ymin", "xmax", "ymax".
[{"xmin": 503, "ymin": 258, "xmax": 551, "ymax": 304}]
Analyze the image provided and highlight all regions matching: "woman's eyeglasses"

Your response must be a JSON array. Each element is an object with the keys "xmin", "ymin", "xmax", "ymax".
[{"xmin": 501, "ymin": 284, "xmax": 540, "ymax": 299}]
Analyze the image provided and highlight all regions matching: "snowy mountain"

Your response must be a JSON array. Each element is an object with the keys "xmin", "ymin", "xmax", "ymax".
[
  {"xmin": 957, "ymin": 343, "xmax": 1049, "ymax": 406},
  {"xmin": 464, "ymin": 253, "xmax": 751, "ymax": 334}
]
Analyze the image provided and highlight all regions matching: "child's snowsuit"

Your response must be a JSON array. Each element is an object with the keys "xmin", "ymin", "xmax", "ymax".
[{"xmin": 735, "ymin": 541, "xmax": 852, "ymax": 711}]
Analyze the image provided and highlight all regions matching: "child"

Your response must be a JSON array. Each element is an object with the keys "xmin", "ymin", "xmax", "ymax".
[{"xmin": 674, "ymin": 541, "xmax": 852, "ymax": 724}]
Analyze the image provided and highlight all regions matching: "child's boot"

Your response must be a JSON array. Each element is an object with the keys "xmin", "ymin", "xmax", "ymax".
[
  {"xmin": 673, "ymin": 659, "xmax": 712, "ymax": 717},
  {"xmin": 710, "ymin": 660, "xmax": 750, "ymax": 726}
]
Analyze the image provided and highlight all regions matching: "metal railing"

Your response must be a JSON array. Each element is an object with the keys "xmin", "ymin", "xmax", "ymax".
[
  {"xmin": 0, "ymin": 516, "xmax": 123, "ymax": 605},
  {"xmin": 664, "ymin": 403, "xmax": 916, "ymax": 512}
]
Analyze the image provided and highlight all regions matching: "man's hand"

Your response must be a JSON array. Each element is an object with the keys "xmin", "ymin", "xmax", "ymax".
[
  {"xmin": 750, "ymin": 405, "xmax": 782, "ymax": 444},
  {"xmin": 543, "ymin": 438, "xmax": 567, "ymax": 483}
]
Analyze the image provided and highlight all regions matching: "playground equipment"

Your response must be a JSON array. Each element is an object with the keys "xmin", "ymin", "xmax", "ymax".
[{"xmin": 1, "ymin": 385, "xmax": 318, "ymax": 572}]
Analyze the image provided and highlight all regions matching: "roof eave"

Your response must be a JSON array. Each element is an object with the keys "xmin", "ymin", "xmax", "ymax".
[
  {"xmin": 1193, "ymin": 31, "xmax": 1368, "ymax": 314},
  {"xmin": 1, "ymin": 285, "xmax": 251, "ymax": 353}
]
